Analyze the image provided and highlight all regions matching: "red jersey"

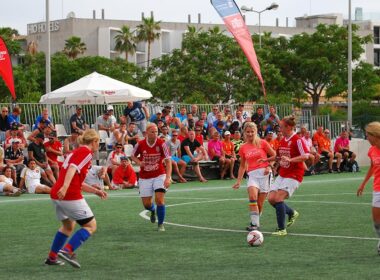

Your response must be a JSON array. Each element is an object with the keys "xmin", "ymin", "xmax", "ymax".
[
  {"xmin": 132, "ymin": 138, "xmax": 171, "ymax": 179},
  {"xmin": 195, "ymin": 134, "xmax": 204, "ymax": 146},
  {"xmin": 278, "ymin": 133, "xmax": 309, "ymax": 182},
  {"xmin": 112, "ymin": 164, "xmax": 137, "ymax": 185},
  {"xmin": 50, "ymin": 146, "xmax": 93, "ymax": 200},
  {"xmin": 44, "ymin": 140, "xmax": 62, "ymax": 162},
  {"xmin": 368, "ymin": 146, "xmax": 380, "ymax": 192},
  {"xmin": 239, "ymin": 140, "xmax": 271, "ymax": 172}
]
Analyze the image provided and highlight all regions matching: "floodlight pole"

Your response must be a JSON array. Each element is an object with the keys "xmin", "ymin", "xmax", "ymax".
[
  {"xmin": 348, "ymin": 0, "xmax": 353, "ymax": 129},
  {"xmin": 46, "ymin": 0, "xmax": 51, "ymax": 94}
]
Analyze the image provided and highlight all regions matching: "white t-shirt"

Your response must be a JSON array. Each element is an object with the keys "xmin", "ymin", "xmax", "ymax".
[
  {"xmin": 21, "ymin": 167, "xmax": 42, "ymax": 188},
  {"xmin": 106, "ymin": 151, "xmax": 126, "ymax": 168},
  {"xmin": 85, "ymin": 165, "xmax": 104, "ymax": 186}
]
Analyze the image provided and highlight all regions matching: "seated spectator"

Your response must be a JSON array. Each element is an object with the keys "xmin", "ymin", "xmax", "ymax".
[
  {"xmin": 222, "ymin": 131, "xmax": 236, "ymax": 179},
  {"xmin": 225, "ymin": 114, "xmax": 233, "ymax": 129},
  {"xmin": 111, "ymin": 122, "xmax": 128, "ymax": 147},
  {"xmin": 159, "ymin": 125, "xmax": 171, "ymax": 141},
  {"xmin": 222, "ymin": 107, "xmax": 232, "ymax": 119},
  {"xmin": 33, "ymin": 108, "xmax": 54, "ymax": 131},
  {"xmin": 157, "ymin": 119, "xmax": 165, "ymax": 135},
  {"xmin": 44, "ymin": 132, "xmax": 62, "ymax": 179},
  {"xmin": 334, "ymin": 130, "xmax": 357, "ymax": 169},
  {"xmin": 190, "ymin": 105, "xmax": 200, "ymax": 122},
  {"xmin": 237, "ymin": 104, "xmax": 250, "ymax": 121},
  {"xmin": 264, "ymin": 106, "xmax": 280, "ymax": 128},
  {"xmin": 85, "ymin": 165, "xmax": 112, "ymax": 191},
  {"xmin": 28, "ymin": 119, "xmax": 48, "ymax": 143},
  {"xmin": 0, "ymin": 106, "xmax": 10, "ymax": 143},
  {"xmin": 149, "ymin": 111, "xmax": 164, "ymax": 124},
  {"xmin": 195, "ymin": 119, "xmax": 208, "ymax": 140},
  {"xmin": 126, "ymin": 122, "xmax": 140, "ymax": 147},
  {"xmin": 166, "ymin": 130, "xmax": 187, "ymax": 183},
  {"xmin": 178, "ymin": 126, "xmax": 189, "ymax": 143},
  {"xmin": 207, "ymin": 106, "xmax": 219, "ymax": 127},
  {"xmin": 194, "ymin": 126, "xmax": 204, "ymax": 146},
  {"xmin": 167, "ymin": 116, "xmax": 182, "ymax": 130},
  {"xmin": 5, "ymin": 123, "xmax": 27, "ymax": 149},
  {"xmin": 124, "ymin": 101, "xmax": 149, "ymax": 137},
  {"xmin": 111, "ymin": 157, "xmax": 137, "ymax": 189},
  {"xmin": 271, "ymin": 131, "xmax": 283, "ymax": 152},
  {"xmin": 302, "ymin": 130, "xmax": 320, "ymax": 174},
  {"xmin": 251, "ymin": 107, "xmax": 264, "ymax": 137},
  {"xmin": 70, "ymin": 106, "xmax": 88, "ymax": 134},
  {"xmin": 181, "ymin": 130, "xmax": 208, "ymax": 182},
  {"xmin": 106, "ymin": 105, "xmax": 117, "ymax": 126},
  {"xmin": 264, "ymin": 131, "xmax": 275, "ymax": 148},
  {"xmin": 63, "ymin": 131, "xmax": 79, "ymax": 155},
  {"xmin": 183, "ymin": 113, "xmax": 195, "ymax": 130},
  {"xmin": 213, "ymin": 112, "xmax": 226, "ymax": 131},
  {"xmin": 232, "ymin": 110, "xmax": 244, "ymax": 130},
  {"xmin": 0, "ymin": 166, "xmax": 21, "ymax": 196},
  {"xmin": 312, "ymin": 125, "xmax": 324, "ymax": 147},
  {"xmin": 96, "ymin": 110, "xmax": 114, "ymax": 135},
  {"xmin": 316, "ymin": 129, "xmax": 342, "ymax": 173},
  {"xmin": 176, "ymin": 106, "xmax": 188, "ymax": 125},
  {"xmin": 231, "ymin": 130, "xmax": 244, "ymax": 156},
  {"xmin": 27, "ymin": 133, "xmax": 56, "ymax": 185},
  {"xmin": 215, "ymin": 121, "xmax": 226, "ymax": 136},
  {"xmin": 7, "ymin": 106, "xmax": 25, "ymax": 131},
  {"xmin": 208, "ymin": 131, "xmax": 231, "ymax": 179},
  {"xmin": 4, "ymin": 139, "xmax": 25, "ymax": 184},
  {"xmin": 19, "ymin": 159, "xmax": 51, "ymax": 194},
  {"xmin": 107, "ymin": 143, "xmax": 126, "ymax": 175}
]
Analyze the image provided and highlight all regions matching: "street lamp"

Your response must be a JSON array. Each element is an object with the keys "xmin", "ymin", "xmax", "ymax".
[
  {"xmin": 348, "ymin": 0, "xmax": 353, "ymax": 129},
  {"xmin": 241, "ymin": 3, "xmax": 279, "ymax": 48}
]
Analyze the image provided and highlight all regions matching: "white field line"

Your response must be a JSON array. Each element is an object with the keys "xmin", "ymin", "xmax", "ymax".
[{"xmin": 139, "ymin": 199, "xmax": 378, "ymax": 241}]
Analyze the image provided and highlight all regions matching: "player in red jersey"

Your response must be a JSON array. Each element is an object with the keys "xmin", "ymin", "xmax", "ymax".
[
  {"xmin": 131, "ymin": 123, "xmax": 172, "ymax": 232},
  {"xmin": 232, "ymin": 122, "xmax": 276, "ymax": 231},
  {"xmin": 45, "ymin": 129, "xmax": 107, "ymax": 268},
  {"xmin": 357, "ymin": 122, "xmax": 380, "ymax": 255},
  {"xmin": 268, "ymin": 116, "xmax": 309, "ymax": 236}
]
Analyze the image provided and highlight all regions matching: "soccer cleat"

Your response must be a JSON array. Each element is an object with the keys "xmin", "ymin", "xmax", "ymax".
[
  {"xmin": 377, "ymin": 241, "xmax": 380, "ymax": 256},
  {"xmin": 158, "ymin": 224, "xmax": 165, "ymax": 232},
  {"xmin": 287, "ymin": 210, "xmax": 300, "ymax": 228},
  {"xmin": 246, "ymin": 224, "xmax": 259, "ymax": 231},
  {"xmin": 272, "ymin": 229, "xmax": 287, "ymax": 236},
  {"xmin": 150, "ymin": 211, "xmax": 156, "ymax": 223},
  {"xmin": 58, "ymin": 250, "xmax": 81, "ymax": 268},
  {"xmin": 45, "ymin": 258, "xmax": 65, "ymax": 266}
]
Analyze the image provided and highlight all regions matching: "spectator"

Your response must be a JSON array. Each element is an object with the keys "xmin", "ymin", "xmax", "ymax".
[
  {"xmin": 222, "ymin": 107, "xmax": 232, "ymax": 119},
  {"xmin": 176, "ymin": 107, "xmax": 188, "ymax": 125},
  {"xmin": 149, "ymin": 111, "xmax": 164, "ymax": 124},
  {"xmin": 232, "ymin": 110, "xmax": 244, "ymax": 130},
  {"xmin": 207, "ymin": 106, "xmax": 219, "ymax": 127},
  {"xmin": 208, "ymin": 131, "xmax": 231, "ymax": 180},
  {"xmin": 111, "ymin": 122, "xmax": 128, "ymax": 147},
  {"xmin": 231, "ymin": 131, "xmax": 244, "ymax": 156},
  {"xmin": 27, "ymin": 133, "xmax": 56, "ymax": 185},
  {"xmin": 28, "ymin": 119, "xmax": 48, "ymax": 143},
  {"xmin": 194, "ymin": 126, "xmax": 204, "ymax": 146},
  {"xmin": 4, "ymin": 139, "xmax": 25, "ymax": 183},
  {"xmin": 0, "ymin": 106, "xmax": 10, "ymax": 143},
  {"xmin": 126, "ymin": 122, "xmax": 140, "ymax": 147},
  {"xmin": 334, "ymin": 130, "xmax": 357, "ymax": 169},
  {"xmin": 251, "ymin": 107, "xmax": 264, "ymax": 137},
  {"xmin": 166, "ymin": 130, "xmax": 187, "ymax": 183},
  {"xmin": 196, "ymin": 119, "xmax": 208, "ymax": 140},
  {"xmin": 33, "ymin": 108, "xmax": 54, "ymax": 131},
  {"xmin": 167, "ymin": 116, "xmax": 182, "ymax": 130},
  {"xmin": 96, "ymin": 110, "xmax": 113, "ymax": 135},
  {"xmin": 70, "ymin": 106, "xmax": 88, "ymax": 134},
  {"xmin": 63, "ymin": 131, "xmax": 79, "ymax": 155},
  {"xmin": 312, "ymin": 125, "xmax": 324, "ymax": 147},
  {"xmin": 228, "ymin": 121, "xmax": 241, "ymax": 135},
  {"xmin": 264, "ymin": 106, "xmax": 280, "ymax": 129},
  {"xmin": 5, "ymin": 123, "xmax": 27, "ymax": 149},
  {"xmin": 264, "ymin": 131, "xmax": 275, "ymax": 150},
  {"xmin": 106, "ymin": 143, "xmax": 126, "ymax": 175},
  {"xmin": 19, "ymin": 159, "xmax": 51, "ymax": 194},
  {"xmin": 178, "ymin": 126, "xmax": 189, "ymax": 143},
  {"xmin": 181, "ymin": 130, "xmax": 208, "ymax": 183},
  {"xmin": 213, "ymin": 112, "xmax": 226, "ymax": 130},
  {"xmin": 317, "ymin": 129, "xmax": 342, "ymax": 173},
  {"xmin": 106, "ymin": 105, "xmax": 117, "ymax": 127},
  {"xmin": 85, "ymin": 165, "xmax": 112, "ymax": 191},
  {"xmin": 222, "ymin": 131, "xmax": 237, "ymax": 179},
  {"xmin": 302, "ymin": 130, "xmax": 320, "ymax": 174},
  {"xmin": 237, "ymin": 104, "xmax": 250, "ymax": 121},
  {"xmin": 225, "ymin": 114, "xmax": 233, "ymax": 129},
  {"xmin": 159, "ymin": 125, "xmax": 171, "ymax": 141},
  {"xmin": 0, "ymin": 166, "xmax": 21, "ymax": 196},
  {"xmin": 44, "ymin": 132, "xmax": 62, "ymax": 179},
  {"xmin": 111, "ymin": 156, "xmax": 137, "ymax": 189},
  {"xmin": 190, "ymin": 105, "xmax": 200, "ymax": 122},
  {"xmin": 183, "ymin": 113, "xmax": 195, "ymax": 130},
  {"xmin": 300, "ymin": 126, "xmax": 307, "ymax": 138},
  {"xmin": 7, "ymin": 106, "xmax": 25, "ymax": 130},
  {"xmin": 123, "ymin": 101, "xmax": 149, "ymax": 136},
  {"xmin": 272, "ymin": 131, "xmax": 283, "ymax": 152}
]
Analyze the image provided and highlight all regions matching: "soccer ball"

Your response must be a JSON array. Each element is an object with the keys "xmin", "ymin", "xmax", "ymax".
[{"xmin": 247, "ymin": 230, "xmax": 264, "ymax": 247}]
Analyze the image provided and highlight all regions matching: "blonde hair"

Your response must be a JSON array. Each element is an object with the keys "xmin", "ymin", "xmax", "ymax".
[
  {"xmin": 366, "ymin": 122, "xmax": 380, "ymax": 138},
  {"xmin": 146, "ymin": 123, "xmax": 158, "ymax": 132},
  {"xmin": 243, "ymin": 122, "xmax": 261, "ymax": 146},
  {"xmin": 282, "ymin": 116, "xmax": 296, "ymax": 127},
  {"xmin": 78, "ymin": 129, "xmax": 99, "ymax": 145}
]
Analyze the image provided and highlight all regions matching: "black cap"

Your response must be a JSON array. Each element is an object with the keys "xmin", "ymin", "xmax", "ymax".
[
  {"xmin": 48, "ymin": 131, "xmax": 56, "ymax": 138},
  {"xmin": 36, "ymin": 133, "xmax": 44, "ymax": 139},
  {"xmin": 120, "ymin": 156, "xmax": 128, "ymax": 161},
  {"xmin": 11, "ymin": 123, "xmax": 19, "ymax": 130}
]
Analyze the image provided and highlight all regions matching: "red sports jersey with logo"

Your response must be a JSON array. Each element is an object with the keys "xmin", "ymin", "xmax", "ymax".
[
  {"xmin": 132, "ymin": 138, "xmax": 171, "ymax": 179},
  {"xmin": 50, "ymin": 146, "xmax": 93, "ymax": 200},
  {"xmin": 44, "ymin": 140, "xmax": 62, "ymax": 162},
  {"xmin": 277, "ymin": 133, "xmax": 309, "ymax": 182}
]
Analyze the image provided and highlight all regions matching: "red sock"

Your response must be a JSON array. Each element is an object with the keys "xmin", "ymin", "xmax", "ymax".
[
  {"xmin": 63, "ymin": 244, "xmax": 73, "ymax": 254},
  {"xmin": 48, "ymin": 251, "xmax": 57, "ymax": 260}
]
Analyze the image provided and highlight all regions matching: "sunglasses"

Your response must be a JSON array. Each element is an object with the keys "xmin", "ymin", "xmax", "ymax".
[
  {"xmin": 116, "ymin": 146, "xmax": 123, "ymax": 149},
  {"xmin": 195, "ymin": 130, "xmax": 201, "ymax": 131},
  {"xmin": 172, "ymin": 134, "xmax": 178, "ymax": 136},
  {"xmin": 2, "ymin": 110, "xmax": 8, "ymax": 112}
]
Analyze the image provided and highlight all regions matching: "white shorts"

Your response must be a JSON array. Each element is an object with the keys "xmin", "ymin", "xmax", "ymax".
[
  {"xmin": 270, "ymin": 176, "xmax": 300, "ymax": 198},
  {"xmin": 0, "ymin": 182, "xmax": 6, "ymax": 192},
  {"xmin": 27, "ymin": 183, "xmax": 47, "ymax": 194},
  {"xmin": 52, "ymin": 199, "xmax": 94, "ymax": 221},
  {"xmin": 246, "ymin": 168, "xmax": 271, "ymax": 193},
  {"xmin": 138, "ymin": 174, "xmax": 166, "ymax": 198},
  {"xmin": 372, "ymin": 192, "xmax": 380, "ymax": 208}
]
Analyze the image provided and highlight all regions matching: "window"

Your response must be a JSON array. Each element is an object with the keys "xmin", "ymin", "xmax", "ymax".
[
  {"xmin": 374, "ymin": 49, "xmax": 380, "ymax": 67},
  {"xmin": 374, "ymin": 26, "xmax": 380, "ymax": 44}
]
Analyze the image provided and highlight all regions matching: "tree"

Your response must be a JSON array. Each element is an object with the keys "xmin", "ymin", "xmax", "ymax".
[
  {"xmin": 63, "ymin": 36, "xmax": 87, "ymax": 59},
  {"xmin": 0, "ymin": 27, "xmax": 21, "ymax": 55},
  {"xmin": 114, "ymin": 25, "xmax": 137, "ymax": 61},
  {"xmin": 136, "ymin": 16, "xmax": 161, "ymax": 67}
]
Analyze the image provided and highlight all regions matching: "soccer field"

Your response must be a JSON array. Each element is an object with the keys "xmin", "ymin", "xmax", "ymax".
[{"xmin": 1, "ymin": 170, "xmax": 379, "ymax": 280}]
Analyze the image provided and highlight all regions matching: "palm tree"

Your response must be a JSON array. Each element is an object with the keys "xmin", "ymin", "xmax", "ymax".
[
  {"xmin": 63, "ymin": 36, "xmax": 86, "ymax": 59},
  {"xmin": 136, "ymin": 16, "xmax": 161, "ymax": 67},
  {"xmin": 114, "ymin": 25, "xmax": 137, "ymax": 61}
]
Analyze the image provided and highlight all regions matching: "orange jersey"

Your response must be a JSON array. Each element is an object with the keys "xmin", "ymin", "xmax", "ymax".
[
  {"xmin": 222, "ymin": 140, "xmax": 234, "ymax": 156},
  {"xmin": 316, "ymin": 135, "xmax": 331, "ymax": 153},
  {"xmin": 270, "ymin": 139, "xmax": 280, "ymax": 151}
]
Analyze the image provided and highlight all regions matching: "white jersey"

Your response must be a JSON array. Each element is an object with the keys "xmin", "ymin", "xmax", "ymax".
[
  {"xmin": 85, "ymin": 165, "xmax": 104, "ymax": 186},
  {"xmin": 21, "ymin": 167, "xmax": 42, "ymax": 189},
  {"xmin": 111, "ymin": 129, "xmax": 128, "ymax": 146},
  {"xmin": 106, "ymin": 151, "xmax": 126, "ymax": 168}
]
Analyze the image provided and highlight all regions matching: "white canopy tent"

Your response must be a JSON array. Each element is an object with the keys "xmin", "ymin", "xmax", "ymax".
[{"xmin": 39, "ymin": 71, "xmax": 152, "ymax": 104}]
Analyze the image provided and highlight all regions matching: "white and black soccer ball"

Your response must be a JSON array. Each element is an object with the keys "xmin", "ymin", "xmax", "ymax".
[{"xmin": 247, "ymin": 230, "xmax": 264, "ymax": 247}]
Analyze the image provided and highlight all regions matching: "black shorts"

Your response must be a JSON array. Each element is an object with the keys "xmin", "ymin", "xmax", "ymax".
[
  {"xmin": 321, "ymin": 151, "xmax": 330, "ymax": 158},
  {"xmin": 340, "ymin": 150, "xmax": 354, "ymax": 158},
  {"xmin": 212, "ymin": 156, "xmax": 220, "ymax": 161}
]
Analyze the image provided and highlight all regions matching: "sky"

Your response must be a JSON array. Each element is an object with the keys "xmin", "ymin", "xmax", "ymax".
[{"xmin": 1, "ymin": 0, "xmax": 380, "ymax": 35}]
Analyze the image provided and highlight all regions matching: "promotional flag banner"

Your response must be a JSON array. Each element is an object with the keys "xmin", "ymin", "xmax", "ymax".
[
  {"xmin": 0, "ymin": 36, "xmax": 16, "ymax": 100},
  {"xmin": 210, "ymin": 0, "xmax": 266, "ymax": 95}
]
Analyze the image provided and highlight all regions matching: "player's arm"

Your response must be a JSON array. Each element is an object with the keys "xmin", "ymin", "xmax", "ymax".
[
  {"xmin": 142, "ymin": 105, "xmax": 150, "ymax": 120},
  {"xmin": 82, "ymin": 182, "xmax": 108, "ymax": 199},
  {"xmin": 357, "ymin": 162, "xmax": 374, "ymax": 196},
  {"xmin": 56, "ymin": 165, "xmax": 77, "ymax": 200},
  {"xmin": 233, "ymin": 156, "xmax": 246, "ymax": 189},
  {"xmin": 164, "ymin": 157, "xmax": 172, "ymax": 188}
]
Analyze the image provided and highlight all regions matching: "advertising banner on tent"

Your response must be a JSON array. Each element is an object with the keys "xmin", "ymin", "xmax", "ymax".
[
  {"xmin": 0, "ymin": 36, "xmax": 16, "ymax": 100},
  {"xmin": 210, "ymin": 0, "xmax": 266, "ymax": 95}
]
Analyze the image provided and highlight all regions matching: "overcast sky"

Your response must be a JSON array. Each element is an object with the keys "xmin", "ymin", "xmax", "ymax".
[{"xmin": 1, "ymin": 0, "xmax": 379, "ymax": 34}]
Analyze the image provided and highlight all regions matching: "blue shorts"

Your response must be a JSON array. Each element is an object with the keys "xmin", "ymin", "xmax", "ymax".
[
  {"xmin": 182, "ymin": 155, "xmax": 192, "ymax": 164},
  {"xmin": 171, "ymin": 156, "xmax": 181, "ymax": 163}
]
